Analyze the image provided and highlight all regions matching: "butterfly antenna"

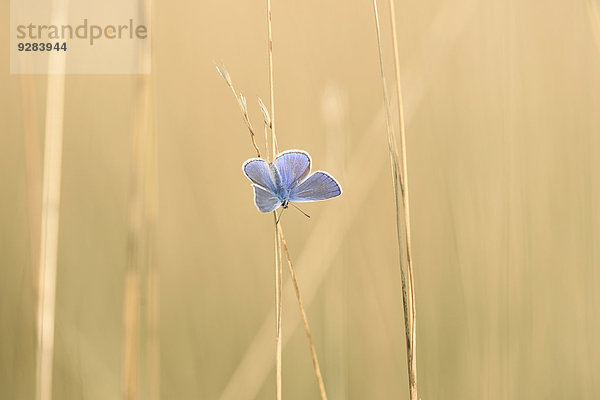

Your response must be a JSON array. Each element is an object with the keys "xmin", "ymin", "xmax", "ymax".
[{"xmin": 290, "ymin": 203, "xmax": 311, "ymax": 219}]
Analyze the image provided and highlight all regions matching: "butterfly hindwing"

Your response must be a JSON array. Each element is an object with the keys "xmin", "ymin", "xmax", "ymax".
[
  {"xmin": 289, "ymin": 171, "xmax": 342, "ymax": 202},
  {"xmin": 252, "ymin": 184, "xmax": 281, "ymax": 213}
]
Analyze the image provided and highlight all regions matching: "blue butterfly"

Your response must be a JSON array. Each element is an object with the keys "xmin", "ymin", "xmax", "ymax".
[{"xmin": 242, "ymin": 149, "xmax": 342, "ymax": 213}]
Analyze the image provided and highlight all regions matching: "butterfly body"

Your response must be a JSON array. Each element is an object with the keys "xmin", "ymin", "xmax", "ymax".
[
  {"xmin": 268, "ymin": 163, "xmax": 290, "ymax": 205},
  {"xmin": 242, "ymin": 149, "xmax": 342, "ymax": 213}
]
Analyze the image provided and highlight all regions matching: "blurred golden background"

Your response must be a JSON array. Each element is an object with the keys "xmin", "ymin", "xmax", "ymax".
[{"xmin": 2, "ymin": 0, "xmax": 600, "ymax": 399}]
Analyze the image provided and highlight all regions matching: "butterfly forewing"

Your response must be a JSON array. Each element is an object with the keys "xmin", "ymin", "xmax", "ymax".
[
  {"xmin": 243, "ymin": 159, "xmax": 276, "ymax": 192},
  {"xmin": 273, "ymin": 150, "xmax": 311, "ymax": 191},
  {"xmin": 289, "ymin": 171, "xmax": 342, "ymax": 202}
]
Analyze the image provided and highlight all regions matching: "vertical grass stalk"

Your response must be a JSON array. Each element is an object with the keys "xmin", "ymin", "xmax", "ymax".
[
  {"xmin": 36, "ymin": 75, "xmax": 65, "ymax": 400},
  {"xmin": 266, "ymin": 1, "xmax": 282, "ymax": 398},
  {"xmin": 21, "ymin": 74, "xmax": 42, "ymax": 297},
  {"xmin": 123, "ymin": 74, "xmax": 150, "ymax": 400},
  {"xmin": 586, "ymin": 0, "xmax": 600, "ymax": 52},
  {"xmin": 36, "ymin": 25, "xmax": 67, "ymax": 400},
  {"xmin": 122, "ymin": 73, "xmax": 156, "ymax": 400},
  {"xmin": 267, "ymin": 0, "xmax": 276, "ymax": 155},
  {"xmin": 266, "ymin": 3, "xmax": 327, "ymax": 398},
  {"xmin": 218, "ymin": 4, "xmax": 327, "ymax": 396},
  {"xmin": 372, "ymin": 0, "xmax": 418, "ymax": 398},
  {"xmin": 36, "ymin": 0, "xmax": 68, "ymax": 397},
  {"xmin": 123, "ymin": 0, "xmax": 157, "ymax": 396},
  {"xmin": 273, "ymin": 215, "xmax": 283, "ymax": 400},
  {"xmin": 140, "ymin": 0, "xmax": 160, "ymax": 397},
  {"xmin": 278, "ymin": 227, "xmax": 328, "ymax": 400}
]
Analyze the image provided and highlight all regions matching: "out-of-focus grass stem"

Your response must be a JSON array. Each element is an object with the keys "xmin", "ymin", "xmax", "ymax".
[
  {"xmin": 36, "ymin": 12, "xmax": 67, "ymax": 400},
  {"xmin": 123, "ymin": 0, "xmax": 157, "ymax": 397},
  {"xmin": 21, "ymin": 75, "xmax": 42, "ymax": 297},
  {"xmin": 586, "ymin": 0, "xmax": 600, "ymax": 52}
]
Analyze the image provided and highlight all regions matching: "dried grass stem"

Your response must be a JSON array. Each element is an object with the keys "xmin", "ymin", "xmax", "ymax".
[
  {"xmin": 373, "ymin": 0, "xmax": 418, "ymax": 398},
  {"xmin": 278, "ymin": 227, "xmax": 328, "ymax": 400}
]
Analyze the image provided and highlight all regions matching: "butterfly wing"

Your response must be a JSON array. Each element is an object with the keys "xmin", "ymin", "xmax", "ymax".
[
  {"xmin": 289, "ymin": 171, "xmax": 342, "ymax": 202},
  {"xmin": 273, "ymin": 150, "xmax": 311, "ymax": 192},
  {"xmin": 252, "ymin": 184, "xmax": 281, "ymax": 212},
  {"xmin": 242, "ymin": 158, "xmax": 276, "ymax": 192}
]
